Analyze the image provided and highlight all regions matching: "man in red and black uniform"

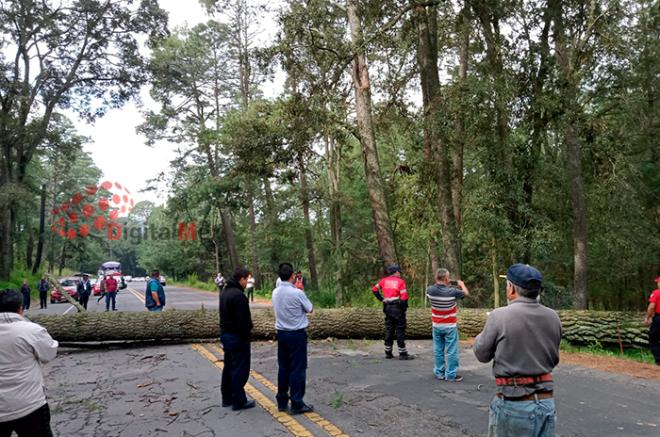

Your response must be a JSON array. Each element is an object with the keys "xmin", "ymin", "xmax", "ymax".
[
  {"xmin": 644, "ymin": 276, "xmax": 660, "ymax": 365},
  {"xmin": 372, "ymin": 264, "xmax": 413, "ymax": 360}
]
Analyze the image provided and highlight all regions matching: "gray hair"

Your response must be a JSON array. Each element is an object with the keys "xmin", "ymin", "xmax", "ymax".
[
  {"xmin": 510, "ymin": 282, "xmax": 540, "ymax": 299},
  {"xmin": 435, "ymin": 268, "xmax": 450, "ymax": 281}
]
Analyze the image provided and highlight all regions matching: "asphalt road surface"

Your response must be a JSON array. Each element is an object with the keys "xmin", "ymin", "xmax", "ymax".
[
  {"xmin": 27, "ymin": 279, "xmax": 269, "ymax": 315},
  {"xmin": 44, "ymin": 339, "xmax": 659, "ymax": 437}
]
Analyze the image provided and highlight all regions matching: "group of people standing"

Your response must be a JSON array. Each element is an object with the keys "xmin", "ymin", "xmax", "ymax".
[
  {"xmin": 372, "ymin": 262, "xmax": 561, "ymax": 436},
  {"xmin": 219, "ymin": 263, "xmax": 314, "ymax": 414},
  {"xmin": 18, "ymin": 277, "xmax": 50, "ymax": 311}
]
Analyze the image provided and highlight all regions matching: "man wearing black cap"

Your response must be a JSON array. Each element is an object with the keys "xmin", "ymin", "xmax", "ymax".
[
  {"xmin": 372, "ymin": 264, "xmax": 413, "ymax": 360},
  {"xmin": 76, "ymin": 274, "xmax": 92, "ymax": 310},
  {"xmin": 473, "ymin": 264, "xmax": 562, "ymax": 437}
]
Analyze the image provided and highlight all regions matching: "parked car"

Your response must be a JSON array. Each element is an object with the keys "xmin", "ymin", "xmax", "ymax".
[
  {"xmin": 51, "ymin": 277, "xmax": 80, "ymax": 303},
  {"xmin": 124, "ymin": 275, "xmax": 133, "ymax": 282}
]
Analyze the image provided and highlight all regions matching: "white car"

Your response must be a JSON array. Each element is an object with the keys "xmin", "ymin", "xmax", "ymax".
[{"xmin": 124, "ymin": 275, "xmax": 133, "ymax": 282}]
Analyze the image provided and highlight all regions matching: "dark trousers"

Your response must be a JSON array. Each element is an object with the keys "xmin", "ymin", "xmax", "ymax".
[
  {"xmin": 22, "ymin": 293, "xmax": 30, "ymax": 310},
  {"xmin": 39, "ymin": 292, "xmax": 47, "ymax": 309},
  {"xmin": 0, "ymin": 403, "xmax": 53, "ymax": 437},
  {"xmin": 246, "ymin": 287, "xmax": 254, "ymax": 302},
  {"xmin": 649, "ymin": 314, "xmax": 660, "ymax": 365},
  {"xmin": 220, "ymin": 332, "xmax": 251, "ymax": 407},
  {"xmin": 79, "ymin": 293, "xmax": 89, "ymax": 310},
  {"xmin": 384, "ymin": 302, "xmax": 407, "ymax": 354},
  {"xmin": 105, "ymin": 292, "xmax": 116, "ymax": 310},
  {"xmin": 276, "ymin": 329, "xmax": 308, "ymax": 410}
]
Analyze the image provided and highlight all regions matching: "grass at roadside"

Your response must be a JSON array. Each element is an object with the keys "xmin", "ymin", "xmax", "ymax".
[
  {"xmin": 0, "ymin": 265, "xmax": 75, "ymax": 299},
  {"xmin": 560, "ymin": 340, "xmax": 655, "ymax": 365}
]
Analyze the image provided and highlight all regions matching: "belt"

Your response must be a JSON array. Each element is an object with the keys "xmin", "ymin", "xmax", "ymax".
[
  {"xmin": 383, "ymin": 298, "xmax": 401, "ymax": 303},
  {"xmin": 495, "ymin": 373, "xmax": 553, "ymax": 386},
  {"xmin": 496, "ymin": 391, "xmax": 553, "ymax": 402}
]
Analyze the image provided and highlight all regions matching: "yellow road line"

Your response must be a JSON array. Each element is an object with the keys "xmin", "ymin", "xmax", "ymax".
[
  {"xmin": 126, "ymin": 287, "xmax": 145, "ymax": 303},
  {"xmin": 207, "ymin": 344, "xmax": 349, "ymax": 437},
  {"xmin": 191, "ymin": 344, "xmax": 314, "ymax": 437}
]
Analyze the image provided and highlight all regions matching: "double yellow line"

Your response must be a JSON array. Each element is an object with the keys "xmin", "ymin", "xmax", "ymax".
[
  {"xmin": 126, "ymin": 287, "xmax": 145, "ymax": 304},
  {"xmin": 192, "ymin": 343, "xmax": 349, "ymax": 437}
]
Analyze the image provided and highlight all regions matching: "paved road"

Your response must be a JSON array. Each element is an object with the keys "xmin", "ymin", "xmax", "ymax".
[
  {"xmin": 45, "ymin": 340, "xmax": 659, "ymax": 437},
  {"xmin": 28, "ymin": 280, "xmax": 269, "ymax": 315}
]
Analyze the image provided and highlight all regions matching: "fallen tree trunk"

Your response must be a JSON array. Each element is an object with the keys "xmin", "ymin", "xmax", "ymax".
[{"xmin": 27, "ymin": 308, "xmax": 649, "ymax": 347}]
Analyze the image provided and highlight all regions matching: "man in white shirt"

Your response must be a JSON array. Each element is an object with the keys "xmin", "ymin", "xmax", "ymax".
[
  {"xmin": 272, "ymin": 263, "xmax": 314, "ymax": 415},
  {"xmin": 0, "ymin": 289, "xmax": 58, "ymax": 436}
]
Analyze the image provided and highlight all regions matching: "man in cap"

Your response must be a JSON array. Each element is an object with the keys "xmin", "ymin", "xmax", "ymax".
[
  {"xmin": 76, "ymin": 274, "xmax": 92, "ymax": 310},
  {"xmin": 643, "ymin": 276, "xmax": 660, "ymax": 365},
  {"xmin": 473, "ymin": 263, "xmax": 562, "ymax": 437},
  {"xmin": 372, "ymin": 264, "xmax": 413, "ymax": 360}
]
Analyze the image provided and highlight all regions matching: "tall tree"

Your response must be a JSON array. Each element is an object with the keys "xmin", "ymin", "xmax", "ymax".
[
  {"xmin": 346, "ymin": 0, "xmax": 397, "ymax": 268},
  {"xmin": 0, "ymin": 0, "xmax": 167, "ymax": 279}
]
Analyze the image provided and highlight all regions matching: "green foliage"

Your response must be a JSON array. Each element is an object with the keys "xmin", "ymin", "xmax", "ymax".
[{"xmin": 560, "ymin": 340, "xmax": 655, "ymax": 365}]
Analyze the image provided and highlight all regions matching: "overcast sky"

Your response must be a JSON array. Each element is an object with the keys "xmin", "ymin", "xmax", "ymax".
[{"xmin": 72, "ymin": 0, "xmax": 282, "ymax": 205}]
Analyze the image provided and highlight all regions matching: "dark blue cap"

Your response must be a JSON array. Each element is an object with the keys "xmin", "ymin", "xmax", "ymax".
[
  {"xmin": 387, "ymin": 264, "xmax": 401, "ymax": 275},
  {"xmin": 506, "ymin": 263, "xmax": 543, "ymax": 290}
]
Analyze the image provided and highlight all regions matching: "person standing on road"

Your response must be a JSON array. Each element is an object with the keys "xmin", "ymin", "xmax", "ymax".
[
  {"xmin": 245, "ymin": 272, "xmax": 255, "ymax": 303},
  {"xmin": 76, "ymin": 274, "xmax": 92, "ymax": 310},
  {"xmin": 426, "ymin": 268, "xmax": 469, "ymax": 382},
  {"xmin": 0, "ymin": 289, "xmax": 58, "ymax": 437},
  {"xmin": 473, "ymin": 263, "xmax": 562, "ymax": 437},
  {"xmin": 37, "ymin": 277, "xmax": 49, "ymax": 309},
  {"xmin": 272, "ymin": 262, "xmax": 314, "ymax": 414},
  {"xmin": 215, "ymin": 272, "xmax": 225, "ymax": 293},
  {"xmin": 145, "ymin": 270, "xmax": 166, "ymax": 312},
  {"xmin": 372, "ymin": 264, "xmax": 413, "ymax": 360},
  {"xmin": 20, "ymin": 280, "xmax": 30, "ymax": 311},
  {"xmin": 643, "ymin": 276, "xmax": 660, "ymax": 365},
  {"xmin": 104, "ymin": 275, "xmax": 118, "ymax": 312},
  {"xmin": 97, "ymin": 276, "xmax": 106, "ymax": 303},
  {"xmin": 219, "ymin": 267, "xmax": 255, "ymax": 411}
]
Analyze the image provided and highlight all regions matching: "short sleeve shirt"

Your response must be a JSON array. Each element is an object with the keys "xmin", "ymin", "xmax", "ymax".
[
  {"xmin": 650, "ymin": 289, "xmax": 660, "ymax": 314},
  {"xmin": 372, "ymin": 276, "xmax": 408, "ymax": 301}
]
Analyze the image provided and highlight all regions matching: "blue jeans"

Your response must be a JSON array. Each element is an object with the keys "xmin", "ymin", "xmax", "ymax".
[
  {"xmin": 105, "ymin": 292, "xmax": 116, "ymax": 310},
  {"xmin": 488, "ymin": 396, "xmax": 556, "ymax": 437},
  {"xmin": 432, "ymin": 326, "xmax": 459, "ymax": 379},
  {"xmin": 148, "ymin": 307, "xmax": 162, "ymax": 312},
  {"xmin": 276, "ymin": 329, "xmax": 308, "ymax": 410}
]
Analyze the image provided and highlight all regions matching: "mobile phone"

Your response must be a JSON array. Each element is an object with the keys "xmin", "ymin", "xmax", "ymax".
[{"xmin": 450, "ymin": 280, "xmax": 458, "ymax": 286}]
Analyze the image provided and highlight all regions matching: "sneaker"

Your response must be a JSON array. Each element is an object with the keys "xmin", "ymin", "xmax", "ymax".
[
  {"xmin": 435, "ymin": 374, "xmax": 445, "ymax": 381},
  {"xmin": 399, "ymin": 354, "xmax": 415, "ymax": 360},
  {"xmin": 232, "ymin": 400, "xmax": 256, "ymax": 411},
  {"xmin": 290, "ymin": 403, "xmax": 314, "ymax": 415},
  {"xmin": 385, "ymin": 351, "xmax": 394, "ymax": 359},
  {"xmin": 446, "ymin": 375, "xmax": 464, "ymax": 382}
]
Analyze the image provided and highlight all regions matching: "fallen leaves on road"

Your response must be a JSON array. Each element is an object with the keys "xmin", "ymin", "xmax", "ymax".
[{"xmin": 559, "ymin": 352, "xmax": 660, "ymax": 381}]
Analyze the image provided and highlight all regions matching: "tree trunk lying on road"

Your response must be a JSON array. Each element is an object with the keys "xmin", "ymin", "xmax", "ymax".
[{"xmin": 28, "ymin": 308, "xmax": 649, "ymax": 347}]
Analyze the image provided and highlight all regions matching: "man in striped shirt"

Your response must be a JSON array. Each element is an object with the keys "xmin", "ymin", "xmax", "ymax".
[{"xmin": 426, "ymin": 268, "xmax": 469, "ymax": 381}]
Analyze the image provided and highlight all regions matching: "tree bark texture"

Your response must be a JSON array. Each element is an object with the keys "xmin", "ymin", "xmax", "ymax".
[
  {"xmin": 347, "ymin": 0, "xmax": 398, "ymax": 268},
  {"xmin": 32, "ymin": 184, "xmax": 47, "ymax": 274},
  {"xmin": 298, "ymin": 154, "xmax": 319, "ymax": 290},
  {"xmin": 29, "ymin": 308, "xmax": 650, "ymax": 347},
  {"xmin": 414, "ymin": 3, "xmax": 461, "ymax": 275}
]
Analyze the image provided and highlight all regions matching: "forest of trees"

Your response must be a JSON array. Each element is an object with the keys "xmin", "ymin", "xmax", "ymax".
[{"xmin": 1, "ymin": 0, "xmax": 657, "ymax": 310}]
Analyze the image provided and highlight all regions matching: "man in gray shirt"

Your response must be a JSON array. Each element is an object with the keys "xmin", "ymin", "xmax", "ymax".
[
  {"xmin": 473, "ymin": 263, "xmax": 562, "ymax": 437},
  {"xmin": 272, "ymin": 263, "xmax": 314, "ymax": 415}
]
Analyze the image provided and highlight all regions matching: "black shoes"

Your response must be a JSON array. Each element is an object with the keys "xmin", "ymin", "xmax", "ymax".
[
  {"xmin": 385, "ymin": 351, "xmax": 394, "ymax": 359},
  {"xmin": 290, "ymin": 404, "xmax": 314, "ymax": 415},
  {"xmin": 399, "ymin": 354, "xmax": 415, "ymax": 360},
  {"xmin": 277, "ymin": 405, "xmax": 288, "ymax": 412},
  {"xmin": 232, "ymin": 400, "xmax": 256, "ymax": 411},
  {"xmin": 446, "ymin": 375, "xmax": 464, "ymax": 382},
  {"xmin": 222, "ymin": 401, "xmax": 232, "ymax": 408}
]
